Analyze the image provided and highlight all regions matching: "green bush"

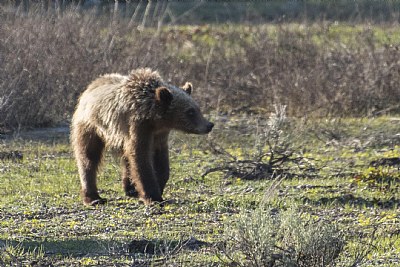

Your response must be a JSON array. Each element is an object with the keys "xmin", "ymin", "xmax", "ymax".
[{"xmin": 221, "ymin": 204, "xmax": 346, "ymax": 267}]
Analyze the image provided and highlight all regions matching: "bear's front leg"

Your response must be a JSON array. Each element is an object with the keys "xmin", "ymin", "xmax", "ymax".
[
  {"xmin": 121, "ymin": 157, "xmax": 138, "ymax": 198},
  {"xmin": 153, "ymin": 132, "xmax": 170, "ymax": 195},
  {"xmin": 125, "ymin": 127, "xmax": 163, "ymax": 205},
  {"xmin": 153, "ymin": 148, "xmax": 169, "ymax": 194}
]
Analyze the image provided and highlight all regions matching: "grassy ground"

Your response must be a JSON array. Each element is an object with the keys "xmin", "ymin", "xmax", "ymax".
[{"xmin": 1, "ymin": 115, "xmax": 400, "ymax": 266}]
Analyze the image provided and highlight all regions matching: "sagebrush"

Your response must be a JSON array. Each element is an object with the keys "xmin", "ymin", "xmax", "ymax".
[{"xmin": 1, "ymin": 2, "xmax": 400, "ymax": 130}]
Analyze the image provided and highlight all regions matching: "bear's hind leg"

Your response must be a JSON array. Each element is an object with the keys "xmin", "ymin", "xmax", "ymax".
[{"xmin": 73, "ymin": 127, "xmax": 106, "ymax": 205}]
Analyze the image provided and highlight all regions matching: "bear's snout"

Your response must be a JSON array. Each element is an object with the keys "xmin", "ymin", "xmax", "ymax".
[{"xmin": 206, "ymin": 122, "xmax": 214, "ymax": 133}]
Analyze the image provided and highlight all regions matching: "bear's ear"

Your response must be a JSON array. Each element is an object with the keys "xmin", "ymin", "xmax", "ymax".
[
  {"xmin": 182, "ymin": 82, "xmax": 192, "ymax": 95},
  {"xmin": 155, "ymin": 87, "xmax": 173, "ymax": 107}
]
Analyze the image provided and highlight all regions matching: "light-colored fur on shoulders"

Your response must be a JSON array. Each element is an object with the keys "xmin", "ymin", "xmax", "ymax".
[
  {"xmin": 72, "ymin": 68, "xmax": 166, "ymax": 149},
  {"xmin": 85, "ymin": 73, "xmax": 128, "ymax": 92}
]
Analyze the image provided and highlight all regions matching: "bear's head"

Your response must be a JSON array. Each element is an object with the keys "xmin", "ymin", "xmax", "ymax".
[{"xmin": 155, "ymin": 82, "xmax": 214, "ymax": 135}]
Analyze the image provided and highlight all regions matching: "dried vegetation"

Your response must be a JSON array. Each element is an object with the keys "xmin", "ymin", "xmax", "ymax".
[{"xmin": 1, "ymin": 2, "xmax": 400, "ymax": 131}]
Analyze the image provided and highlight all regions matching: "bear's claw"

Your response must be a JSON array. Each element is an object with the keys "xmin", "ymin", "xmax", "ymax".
[
  {"xmin": 125, "ymin": 189, "xmax": 139, "ymax": 198},
  {"xmin": 85, "ymin": 198, "xmax": 107, "ymax": 206}
]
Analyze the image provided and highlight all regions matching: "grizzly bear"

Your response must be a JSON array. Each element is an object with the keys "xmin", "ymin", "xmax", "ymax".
[{"xmin": 71, "ymin": 68, "xmax": 214, "ymax": 206}]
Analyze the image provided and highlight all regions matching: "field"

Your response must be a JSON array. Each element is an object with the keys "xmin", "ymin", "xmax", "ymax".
[
  {"xmin": 1, "ymin": 2, "xmax": 400, "ymax": 266},
  {"xmin": 1, "ymin": 114, "xmax": 400, "ymax": 266}
]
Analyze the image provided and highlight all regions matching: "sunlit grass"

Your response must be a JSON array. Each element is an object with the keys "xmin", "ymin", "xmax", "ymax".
[{"xmin": 1, "ymin": 117, "xmax": 400, "ymax": 265}]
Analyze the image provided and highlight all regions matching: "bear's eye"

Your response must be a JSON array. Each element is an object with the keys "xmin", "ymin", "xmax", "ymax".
[{"xmin": 186, "ymin": 108, "xmax": 196, "ymax": 117}]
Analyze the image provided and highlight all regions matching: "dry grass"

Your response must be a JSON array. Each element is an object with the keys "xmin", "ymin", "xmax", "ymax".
[{"xmin": 1, "ymin": 2, "xmax": 400, "ymax": 131}]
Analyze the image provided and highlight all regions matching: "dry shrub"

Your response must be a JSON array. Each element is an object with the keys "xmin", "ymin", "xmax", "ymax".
[
  {"xmin": 203, "ymin": 25, "xmax": 400, "ymax": 117},
  {"xmin": 202, "ymin": 105, "xmax": 311, "ymax": 180},
  {"xmin": 220, "ymin": 197, "xmax": 374, "ymax": 267},
  {"xmin": 0, "ymin": 4, "xmax": 171, "ymax": 129},
  {"xmin": 1, "ymin": 3, "xmax": 400, "ymax": 130},
  {"xmin": 221, "ymin": 205, "xmax": 346, "ymax": 267}
]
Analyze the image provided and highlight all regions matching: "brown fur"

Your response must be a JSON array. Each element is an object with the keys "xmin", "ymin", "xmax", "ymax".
[{"xmin": 71, "ymin": 68, "xmax": 213, "ymax": 205}]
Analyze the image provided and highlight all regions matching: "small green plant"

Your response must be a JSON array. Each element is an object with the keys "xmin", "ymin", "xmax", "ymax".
[
  {"xmin": 0, "ymin": 242, "xmax": 44, "ymax": 266},
  {"xmin": 352, "ymin": 166, "xmax": 400, "ymax": 191}
]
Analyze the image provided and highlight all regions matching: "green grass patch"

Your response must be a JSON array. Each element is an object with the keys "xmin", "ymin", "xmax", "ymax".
[{"xmin": 1, "ymin": 116, "xmax": 400, "ymax": 265}]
